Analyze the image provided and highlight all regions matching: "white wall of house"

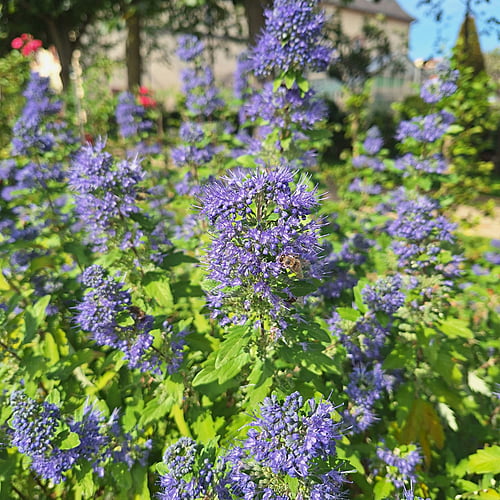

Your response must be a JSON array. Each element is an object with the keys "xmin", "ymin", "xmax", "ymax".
[{"xmin": 103, "ymin": 2, "xmax": 417, "ymax": 107}]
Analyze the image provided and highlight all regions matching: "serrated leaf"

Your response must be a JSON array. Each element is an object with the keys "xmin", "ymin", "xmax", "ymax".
[
  {"xmin": 466, "ymin": 446, "xmax": 500, "ymax": 474},
  {"xmin": 458, "ymin": 490, "xmax": 500, "ymax": 499},
  {"xmin": 143, "ymin": 272, "xmax": 174, "ymax": 309},
  {"xmin": 217, "ymin": 353, "xmax": 248, "ymax": 384},
  {"xmin": 46, "ymin": 389, "xmax": 61, "ymax": 406},
  {"xmin": 400, "ymin": 399, "xmax": 444, "ymax": 466},
  {"xmin": 192, "ymin": 412, "xmax": 221, "ymax": 444},
  {"xmin": 437, "ymin": 402, "xmax": 458, "ymax": 431},
  {"xmin": 439, "ymin": 318, "xmax": 473, "ymax": 339},
  {"xmin": 192, "ymin": 357, "xmax": 219, "ymax": 386},
  {"xmin": 336, "ymin": 307, "xmax": 361, "ymax": 322},
  {"xmin": 468, "ymin": 372, "xmax": 491, "ymax": 396},
  {"xmin": 215, "ymin": 328, "xmax": 251, "ymax": 369}
]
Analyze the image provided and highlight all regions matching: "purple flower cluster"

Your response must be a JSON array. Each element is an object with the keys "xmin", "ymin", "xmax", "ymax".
[
  {"xmin": 74, "ymin": 265, "xmax": 160, "ymax": 373},
  {"xmin": 382, "ymin": 189, "xmax": 459, "ymax": 275},
  {"xmin": 363, "ymin": 126, "xmax": 384, "ymax": 155},
  {"xmin": 201, "ymin": 166, "xmax": 322, "ymax": 333},
  {"xmin": 395, "ymin": 153, "xmax": 448, "ymax": 175},
  {"xmin": 158, "ymin": 437, "xmax": 214, "ymax": 499},
  {"xmin": 162, "ymin": 321, "xmax": 188, "ymax": 374},
  {"xmin": 402, "ymin": 483, "xmax": 431, "ymax": 500},
  {"xmin": 374, "ymin": 444, "xmax": 423, "ymax": 489},
  {"xmin": 9, "ymin": 391, "xmax": 145, "ymax": 484},
  {"xmin": 170, "ymin": 121, "xmax": 218, "ymax": 171},
  {"xmin": 220, "ymin": 392, "xmax": 346, "ymax": 499},
  {"xmin": 344, "ymin": 362, "xmax": 394, "ymax": 431},
  {"xmin": 484, "ymin": 240, "xmax": 500, "ymax": 265},
  {"xmin": 69, "ymin": 139, "xmax": 146, "ymax": 252},
  {"xmin": 362, "ymin": 275, "xmax": 405, "ymax": 315},
  {"xmin": 396, "ymin": 111, "xmax": 455, "ymax": 143},
  {"xmin": 11, "ymin": 71, "xmax": 63, "ymax": 156},
  {"xmin": 176, "ymin": 34, "xmax": 204, "ymax": 62},
  {"xmin": 233, "ymin": 51, "xmax": 253, "ymax": 100},
  {"xmin": 251, "ymin": 0, "xmax": 332, "ymax": 77},
  {"xmin": 115, "ymin": 91, "xmax": 153, "ymax": 139},
  {"xmin": 348, "ymin": 178, "xmax": 383, "ymax": 195},
  {"xmin": 420, "ymin": 62, "xmax": 459, "ymax": 104},
  {"xmin": 158, "ymin": 392, "xmax": 347, "ymax": 499},
  {"xmin": 179, "ymin": 36, "xmax": 224, "ymax": 119},
  {"xmin": 242, "ymin": 82, "xmax": 327, "ymax": 132},
  {"xmin": 352, "ymin": 155, "xmax": 386, "ymax": 172}
]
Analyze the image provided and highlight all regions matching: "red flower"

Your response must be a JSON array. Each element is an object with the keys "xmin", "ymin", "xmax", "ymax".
[
  {"xmin": 138, "ymin": 86, "xmax": 149, "ymax": 95},
  {"xmin": 20, "ymin": 33, "xmax": 30, "ymax": 41},
  {"xmin": 21, "ymin": 39, "xmax": 42, "ymax": 56},
  {"xmin": 11, "ymin": 37, "xmax": 23, "ymax": 49},
  {"xmin": 139, "ymin": 95, "xmax": 157, "ymax": 108}
]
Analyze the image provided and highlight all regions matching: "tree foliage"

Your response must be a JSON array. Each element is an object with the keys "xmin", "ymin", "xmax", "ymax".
[{"xmin": 454, "ymin": 13, "xmax": 486, "ymax": 76}]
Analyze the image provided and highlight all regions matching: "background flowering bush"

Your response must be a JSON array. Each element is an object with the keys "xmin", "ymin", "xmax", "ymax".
[{"xmin": 0, "ymin": 2, "xmax": 499, "ymax": 499}]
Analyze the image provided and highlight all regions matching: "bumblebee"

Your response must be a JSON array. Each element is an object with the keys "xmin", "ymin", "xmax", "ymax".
[{"xmin": 277, "ymin": 254, "xmax": 304, "ymax": 278}]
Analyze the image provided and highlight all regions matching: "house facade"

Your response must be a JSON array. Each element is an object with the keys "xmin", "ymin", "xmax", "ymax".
[{"xmin": 107, "ymin": 0, "xmax": 419, "ymax": 106}]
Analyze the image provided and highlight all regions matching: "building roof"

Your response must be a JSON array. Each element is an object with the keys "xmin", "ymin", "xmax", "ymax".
[{"xmin": 324, "ymin": 0, "xmax": 415, "ymax": 23}]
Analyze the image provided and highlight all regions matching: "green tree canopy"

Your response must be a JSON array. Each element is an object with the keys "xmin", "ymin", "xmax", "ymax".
[{"xmin": 454, "ymin": 12, "xmax": 486, "ymax": 75}]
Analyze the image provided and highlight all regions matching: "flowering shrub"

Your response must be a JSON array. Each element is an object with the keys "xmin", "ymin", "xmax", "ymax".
[{"xmin": 0, "ymin": 5, "xmax": 498, "ymax": 500}]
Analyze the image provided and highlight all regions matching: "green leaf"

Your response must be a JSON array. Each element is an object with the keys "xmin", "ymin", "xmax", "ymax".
[
  {"xmin": 284, "ymin": 73, "xmax": 295, "ymax": 89},
  {"xmin": 336, "ymin": 307, "xmax": 361, "ymax": 322},
  {"xmin": 373, "ymin": 478, "xmax": 393, "ymax": 500},
  {"xmin": 217, "ymin": 353, "xmax": 249, "ymax": 384},
  {"xmin": 437, "ymin": 402, "xmax": 458, "ymax": 431},
  {"xmin": 467, "ymin": 446, "xmax": 500, "ymax": 474},
  {"xmin": 439, "ymin": 318, "xmax": 473, "ymax": 339},
  {"xmin": 192, "ymin": 357, "xmax": 219, "ymax": 387},
  {"xmin": 353, "ymin": 284, "xmax": 367, "ymax": 314},
  {"xmin": 23, "ymin": 295, "xmax": 51, "ymax": 344},
  {"xmin": 43, "ymin": 332, "xmax": 60, "ymax": 365},
  {"xmin": 468, "ymin": 372, "xmax": 491, "ymax": 396},
  {"xmin": 337, "ymin": 447, "xmax": 365, "ymax": 474},
  {"xmin": 46, "ymin": 389, "xmax": 61, "ymax": 406},
  {"xmin": 59, "ymin": 432, "xmax": 81, "ymax": 450},
  {"xmin": 143, "ymin": 272, "xmax": 174, "ymax": 309},
  {"xmin": 288, "ymin": 278, "xmax": 321, "ymax": 297},
  {"xmin": 236, "ymin": 154, "xmax": 258, "ymax": 168},
  {"xmin": 215, "ymin": 327, "xmax": 251, "ymax": 369},
  {"xmin": 192, "ymin": 412, "xmax": 222, "ymax": 444},
  {"xmin": 284, "ymin": 476, "xmax": 299, "ymax": 496},
  {"xmin": 297, "ymin": 77, "xmax": 310, "ymax": 93}
]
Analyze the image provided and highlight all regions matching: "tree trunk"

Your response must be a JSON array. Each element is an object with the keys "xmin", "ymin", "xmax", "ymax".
[
  {"xmin": 45, "ymin": 19, "xmax": 73, "ymax": 90},
  {"xmin": 242, "ymin": 0, "xmax": 270, "ymax": 46},
  {"xmin": 126, "ymin": 11, "xmax": 142, "ymax": 90}
]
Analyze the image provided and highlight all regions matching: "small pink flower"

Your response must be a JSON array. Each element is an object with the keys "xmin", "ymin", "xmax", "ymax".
[
  {"xmin": 21, "ymin": 39, "xmax": 42, "ymax": 56},
  {"xmin": 11, "ymin": 37, "xmax": 23, "ymax": 49},
  {"xmin": 139, "ymin": 95, "xmax": 157, "ymax": 108}
]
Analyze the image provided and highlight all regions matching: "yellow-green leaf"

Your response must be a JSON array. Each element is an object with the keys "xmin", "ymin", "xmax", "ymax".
[{"xmin": 466, "ymin": 446, "xmax": 500, "ymax": 474}]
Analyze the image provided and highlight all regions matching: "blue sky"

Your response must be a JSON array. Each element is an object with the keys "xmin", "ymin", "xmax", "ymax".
[{"xmin": 397, "ymin": 0, "xmax": 500, "ymax": 60}]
